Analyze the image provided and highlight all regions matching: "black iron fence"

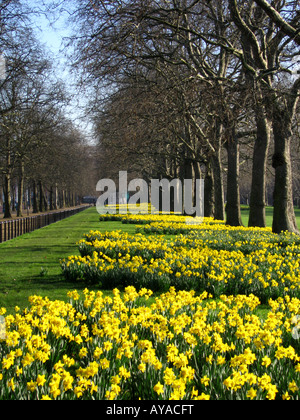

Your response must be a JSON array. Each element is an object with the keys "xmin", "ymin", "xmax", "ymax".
[{"xmin": 0, "ymin": 205, "xmax": 91, "ymax": 244}]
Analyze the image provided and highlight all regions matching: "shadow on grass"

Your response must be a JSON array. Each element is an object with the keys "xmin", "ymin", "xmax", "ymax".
[
  {"xmin": 0, "ymin": 273, "xmax": 98, "ymax": 294},
  {"xmin": 0, "ymin": 245, "xmax": 80, "ymax": 254},
  {"xmin": 30, "ymin": 274, "xmax": 90, "ymax": 291}
]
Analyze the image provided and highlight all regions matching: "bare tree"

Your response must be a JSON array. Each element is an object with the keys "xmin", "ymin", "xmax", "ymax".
[
  {"xmin": 253, "ymin": 0, "xmax": 300, "ymax": 45},
  {"xmin": 67, "ymin": 0, "xmax": 251, "ymax": 222},
  {"xmin": 227, "ymin": 0, "xmax": 299, "ymax": 233},
  {"xmin": 64, "ymin": 0, "xmax": 299, "ymax": 232}
]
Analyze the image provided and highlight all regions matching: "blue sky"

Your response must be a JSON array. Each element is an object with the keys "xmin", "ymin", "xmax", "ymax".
[
  {"xmin": 32, "ymin": 2, "xmax": 71, "ymax": 76},
  {"xmin": 31, "ymin": 2, "xmax": 95, "ymax": 141}
]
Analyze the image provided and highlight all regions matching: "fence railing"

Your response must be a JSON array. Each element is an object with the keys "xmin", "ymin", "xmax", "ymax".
[{"xmin": 0, "ymin": 205, "xmax": 91, "ymax": 244}]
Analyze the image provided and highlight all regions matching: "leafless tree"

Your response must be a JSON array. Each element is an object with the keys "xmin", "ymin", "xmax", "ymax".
[
  {"xmin": 0, "ymin": 0, "xmax": 96, "ymax": 218},
  {"xmin": 66, "ymin": 0, "xmax": 252, "ymax": 223},
  {"xmin": 227, "ymin": 0, "xmax": 299, "ymax": 233},
  {"xmin": 64, "ymin": 0, "xmax": 299, "ymax": 232}
]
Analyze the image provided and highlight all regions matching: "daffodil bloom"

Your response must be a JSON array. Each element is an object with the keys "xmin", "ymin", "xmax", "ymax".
[
  {"xmin": 247, "ymin": 388, "xmax": 257, "ymax": 400},
  {"xmin": 288, "ymin": 381, "xmax": 299, "ymax": 393},
  {"xmin": 195, "ymin": 393, "xmax": 210, "ymax": 400},
  {"xmin": 41, "ymin": 395, "xmax": 52, "ymax": 400},
  {"xmin": 282, "ymin": 392, "xmax": 291, "ymax": 400},
  {"xmin": 138, "ymin": 363, "xmax": 146, "ymax": 373},
  {"xmin": 36, "ymin": 375, "xmax": 47, "ymax": 387},
  {"xmin": 7, "ymin": 378, "xmax": 15, "ymax": 391},
  {"xmin": 154, "ymin": 382, "xmax": 164, "ymax": 395},
  {"xmin": 27, "ymin": 381, "xmax": 37, "ymax": 393},
  {"xmin": 262, "ymin": 356, "xmax": 272, "ymax": 368},
  {"xmin": 201, "ymin": 376, "xmax": 210, "ymax": 387}
]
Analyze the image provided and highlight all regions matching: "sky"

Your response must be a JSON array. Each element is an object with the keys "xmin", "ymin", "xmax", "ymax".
[
  {"xmin": 29, "ymin": 0, "xmax": 300, "ymax": 143},
  {"xmin": 30, "ymin": 1, "xmax": 95, "ymax": 142},
  {"xmin": 31, "ymin": 1, "xmax": 70, "ymax": 68}
]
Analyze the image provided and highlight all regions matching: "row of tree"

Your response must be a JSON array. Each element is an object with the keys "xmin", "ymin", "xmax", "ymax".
[
  {"xmin": 65, "ymin": 0, "xmax": 300, "ymax": 233},
  {"xmin": 0, "ymin": 0, "xmax": 96, "ymax": 219}
]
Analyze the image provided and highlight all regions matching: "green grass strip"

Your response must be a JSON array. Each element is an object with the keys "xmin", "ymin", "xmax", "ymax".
[{"xmin": 0, "ymin": 207, "xmax": 136, "ymax": 314}]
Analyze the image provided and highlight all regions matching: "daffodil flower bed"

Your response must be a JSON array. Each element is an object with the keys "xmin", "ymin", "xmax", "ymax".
[
  {"xmin": 99, "ymin": 212, "xmax": 222, "ymax": 226},
  {"xmin": 1, "ymin": 286, "xmax": 300, "ymax": 400},
  {"xmin": 61, "ymin": 227, "xmax": 300, "ymax": 303},
  {"xmin": 99, "ymin": 213, "xmax": 225, "ymax": 227}
]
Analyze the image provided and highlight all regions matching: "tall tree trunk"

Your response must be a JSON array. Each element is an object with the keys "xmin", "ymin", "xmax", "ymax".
[
  {"xmin": 207, "ymin": 108, "xmax": 225, "ymax": 221},
  {"xmin": 211, "ymin": 149, "xmax": 225, "ymax": 221},
  {"xmin": 249, "ymin": 102, "xmax": 271, "ymax": 228},
  {"xmin": 27, "ymin": 185, "xmax": 31, "ymax": 213},
  {"xmin": 32, "ymin": 180, "xmax": 38, "ymax": 214},
  {"xmin": 272, "ymin": 102, "xmax": 299, "ymax": 234},
  {"xmin": 3, "ymin": 173, "xmax": 12, "ymax": 219},
  {"xmin": 61, "ymin": 189, "xmax": 66, "ymax": 209},
  {"xmin": 54, "ymin": 184, "xmax": 58, "ymax": 210},
  {"xmin": 194, "ymin": 160, "xmax": 204, "ymax": 217},
  {"xmin": 39, "ymin": 181, "xmax": 45, "ymax": 213},
  {"xmin": 0, "ymin": 187, "xmax": 3, "ymax": 214},
  {"xmin": 226, "ymin": 132, "xmax": 243, "ymax": 227},
  {"xmin": 3, "ymin": 136, "xmax": 12, "ymax": 219},
  {"xmin": 204, "ymin": 160, "xmax": 214, "ymax": 218},
  {"xmin": 38, "ymin": 181, "xmax": 48, "ymax": 213},
  {"xmin": 49, "ymin": 186, "xmax": 54, "ymax": 211},
  {"xmin": 184, "ymin": 158, "xmax": 195, "ymax": 216},
  {"xmin": 11, "ymin": 185, "xmax": 16, "ymax": 212},
  {"xmin": 17, "ymin": 160, "xmax": 24, "ymax": 217},
  {"xmin": 50, "ymin": 185, "xmax": 59, "ymax": 211}
]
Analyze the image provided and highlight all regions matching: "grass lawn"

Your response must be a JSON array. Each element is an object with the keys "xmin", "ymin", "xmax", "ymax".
[
  {"xmin": 241, "ymin": 206, "xmax": 300, "ymax": 228},
  {"xmin": 0, "ymin": 207, "xmax": 137, "ymax": 314}
]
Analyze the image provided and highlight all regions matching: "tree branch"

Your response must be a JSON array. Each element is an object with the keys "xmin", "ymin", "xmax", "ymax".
[{"xmin": 253, "ymin": 0, "xmax": 300, "ymax": 45}]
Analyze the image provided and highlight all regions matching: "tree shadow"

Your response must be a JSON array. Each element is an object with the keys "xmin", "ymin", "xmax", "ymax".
[{"xmin": 29, "ymin": 273, "xmax": 103, "ymax": 293}]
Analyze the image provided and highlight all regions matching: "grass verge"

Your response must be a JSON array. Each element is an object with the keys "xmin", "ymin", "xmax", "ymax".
[
  {"xmin": 241, "ymin": 206, "xmax": 300, "ymax": 228},
  {"xmin": 0, "ymin": 207, "xmax": 137, "ymax": 314}
]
